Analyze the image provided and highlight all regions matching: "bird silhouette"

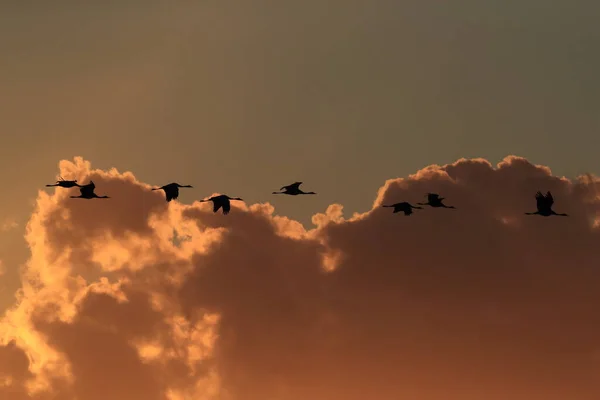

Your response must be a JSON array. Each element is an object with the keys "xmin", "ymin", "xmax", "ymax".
[
  {"xmin": 272, "ymin": 182, "xmax": 316, "ymax": 195},
  {"xmin": 525, "ymin": 191, "xmax": 567, "ymax": 217},
  {"xmin": 382, "ymin": 202, "xmax": 422, "ymax": 216},
  {"xmin": 69, "ymin": 181, "xmax": 110, "ymax": 199},
  {"xmin": 199, "ymin": 194, "xmax": 243, "ymax": 215},
  {"xmin": 152, "ymin": 182, "xmax": 193, "ymax": 202},
  {"xmin": 418, "ymin": 193, "xmax": 456, "ymax": 209},
  {"xmin": 46, "ymin": 177, "xmax": 81, "ymax": 188}
]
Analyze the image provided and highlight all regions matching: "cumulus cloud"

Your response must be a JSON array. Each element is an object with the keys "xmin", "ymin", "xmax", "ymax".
[{"xmin": 1, "ymin": 155, "xmax": 600, "ymax": 400}]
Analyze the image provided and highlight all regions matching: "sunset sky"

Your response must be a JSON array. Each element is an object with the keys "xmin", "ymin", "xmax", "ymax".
[{"xmin": 1, "ymin": 1, "xmax": 600, "ymax": 399}]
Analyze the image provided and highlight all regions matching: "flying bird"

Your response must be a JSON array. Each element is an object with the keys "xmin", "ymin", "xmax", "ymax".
[
  {"xmin": 418, "ymin": 193, "xmax": 456, "ymax": 209},
  {"xmin": 525, "ymin": 191, "xmax": 567, "ymax": 217},
  {"xmin": 69, "ymin": 181, "xmax": 110, "ymax": 199},
  {"xmin": 46, "ymin": 177, "xmax": 81, "ymax": 188},
  {"xmin": 382, "ymin": 202, "xmax": 422, "ymax": 216},
  {"xmin": 152, "ymin": 182, "xmax": 193, "ymax": 202},
  {"xmin": 199, "ymin": 194, "xmax": 243, "ymax": 215},
  {"xmin": 272, "ymin": 182, "xmax": 316, "ymax": 195}
]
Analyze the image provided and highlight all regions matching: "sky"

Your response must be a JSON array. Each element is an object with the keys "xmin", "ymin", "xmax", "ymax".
[{"xmin": 0, "ymin": 1, "xmax": 600, "ymax": 399}]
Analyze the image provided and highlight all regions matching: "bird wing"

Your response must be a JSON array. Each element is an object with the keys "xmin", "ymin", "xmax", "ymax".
[
  {"xmin": 535, "ymin": 191, "xmax": 545, "ymax": 209},
  {"xmin": 213, "ymin": 201, "xmax": 222, "ymax": 213},
  {"xmin": 165, "ymin": 189, "xmax": 175, "ymax": 202},
  {"xmin": 80, "ymin": 184, "xmax": 94, "ymax": 197},
  {"xmin": 283, "ymin": 182, "xmax": 302, "ymax": 190},
  {"xmin": 427, "ymin": 193, "xmax": 439, "ymax": 202},
  {"xmin": 222, "ymin": 200, "xmax": 231, "ymax": 214},
  {"xmin": 545, "ymin": 191, "xmax": 554, "ymax": 207}
]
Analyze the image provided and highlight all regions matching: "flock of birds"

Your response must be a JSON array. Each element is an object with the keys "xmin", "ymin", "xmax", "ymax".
[{"xmin": 45, "ymin": 178, "xmax": 568, "ymax": 217}]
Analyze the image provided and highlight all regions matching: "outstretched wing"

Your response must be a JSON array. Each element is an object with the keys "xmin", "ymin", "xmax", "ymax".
[
  {"xmin": 222, "ymin": 200, "xmax": 231, "ymax": 215},
  {"xmin": 282, "ymin": 182, "xmax": 302, "ymax": 191},
  {"xmin": 167, "ymin": 186, "xmax": 179, "ymax": 202},
  {"xmin": 165, "ymin": 188, "xmax": 176, "ymax": 202},
  {"xmin": 213, "ymin": 201, "xmax": 222, "ymax": 213},
  {"xmin": 534, "ymin": 191, "xmax": 546, "ymax": 211},
  {"xmin": 545, "ymin": 191, "xmax": 554, "ymax": 207},
  {"xmin": 427, "ymin": 193, "xmax": 439, "ymax": 202},
  {"xmin": 80, "ymin": 182, "xmax": 95, "ymax": 197}
]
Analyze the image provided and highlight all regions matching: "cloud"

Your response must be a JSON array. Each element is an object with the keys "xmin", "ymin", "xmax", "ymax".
[
  {"xmin": 1, "ymin": 155, "xmax": 600, "ymax": 400},
  {"xmin": 1, "ymin": 219, "xmax": 18, "ymax": 232}
]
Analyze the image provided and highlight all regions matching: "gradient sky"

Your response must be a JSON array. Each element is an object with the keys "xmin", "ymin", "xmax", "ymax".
[{"xmin": 0, "ymin": 2, "xmax": 600, "ymax": 397}]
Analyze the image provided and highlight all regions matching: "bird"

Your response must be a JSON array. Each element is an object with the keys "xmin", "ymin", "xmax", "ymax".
[
  {"xmin": 382, "ymin": 202, "xmax": 423, "ymax": 216},
  {"xmin": 46, "ymin": 177, "xmax": 81, "ymax": 188},
  {"xmin": 151, "ymin": 183, "xmax": 193, "ymax": 202},
  {"xmin": 418, "ymin": 193, "xmax": 456, "ymax": 209},
  {"xmin": 525, "ymin": 191, "xmax": 568, "ymax": 217},
  {"xmin": 272, "ymin": 182, "xmax": 316, "ymax": 195},
  {"xmin": 69, "ymin": 181, "xmax": 110, "ymax": 199},
  {"xmin": 199, "ymin": 194, "xmax": 243, "ymax": 215}
]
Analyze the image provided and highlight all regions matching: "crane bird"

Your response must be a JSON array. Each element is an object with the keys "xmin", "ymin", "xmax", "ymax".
[
  {"xmin": 272, "ymin": 182, "xmax": 316, "ymax": 195},
  {"xmin": 199, "ymin": 194, "xmax": 243, "ymax": 215},
  {"xmin": 46, "ymin": 177, "xmax": 81, "ymax": 188},
  {"xmin": 69, "ymin": 181, "xmax": 110, "ymax": 199},
  {"xmin": 151, "ymin": 182, "xmax": 193, "ymax": 202},
  {"xmin": 418, "ymin": 193, "xmax": 456, "ymax": 209},
  {"xmin": 382, "ymin": 202, "xmax": 422, "ymax": 216},
  {"xmin": 525, "ymin": 191, "xmax": 568, "ymax": 217}
]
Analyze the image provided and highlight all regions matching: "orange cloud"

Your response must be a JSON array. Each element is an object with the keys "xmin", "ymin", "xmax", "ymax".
[{"xmin": 1, "ymin": 156, "xmax": 600, "ymax": 400}]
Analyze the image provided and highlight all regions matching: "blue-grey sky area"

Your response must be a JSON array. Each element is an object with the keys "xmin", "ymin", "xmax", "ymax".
[{"xmin": 0, "ymin": 1, "xmax": 599, "ymax": 309}]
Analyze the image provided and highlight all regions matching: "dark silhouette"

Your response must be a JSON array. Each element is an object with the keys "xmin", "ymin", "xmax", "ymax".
[
  {"xmin": 70, "ymin": 181, "xmax": 110, "ymax": 199},
  {"xmin": 525, "ymin": 191, "xmax": 568, "ymax": 217},
  {"xmin": 152, "ymin": 183, "xmax": 193, "ymax": 202},
  {"xmin": 199, "ymin": 194, "xmax": 243, "ymax": 215},
  {"xmin": 418, "ymin": 193, "xmax": 456, "ymax": 209},
  {"xmin": 272, "ymin": 182, "xmax": 316, "ymax": 196},
  {"xmin": 46, "ymin": 177, "xmax": 81, "ymax": 188},
  {"xmin": 382, "ymin": 202, "xmax": 422, "ymax": 216}
]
